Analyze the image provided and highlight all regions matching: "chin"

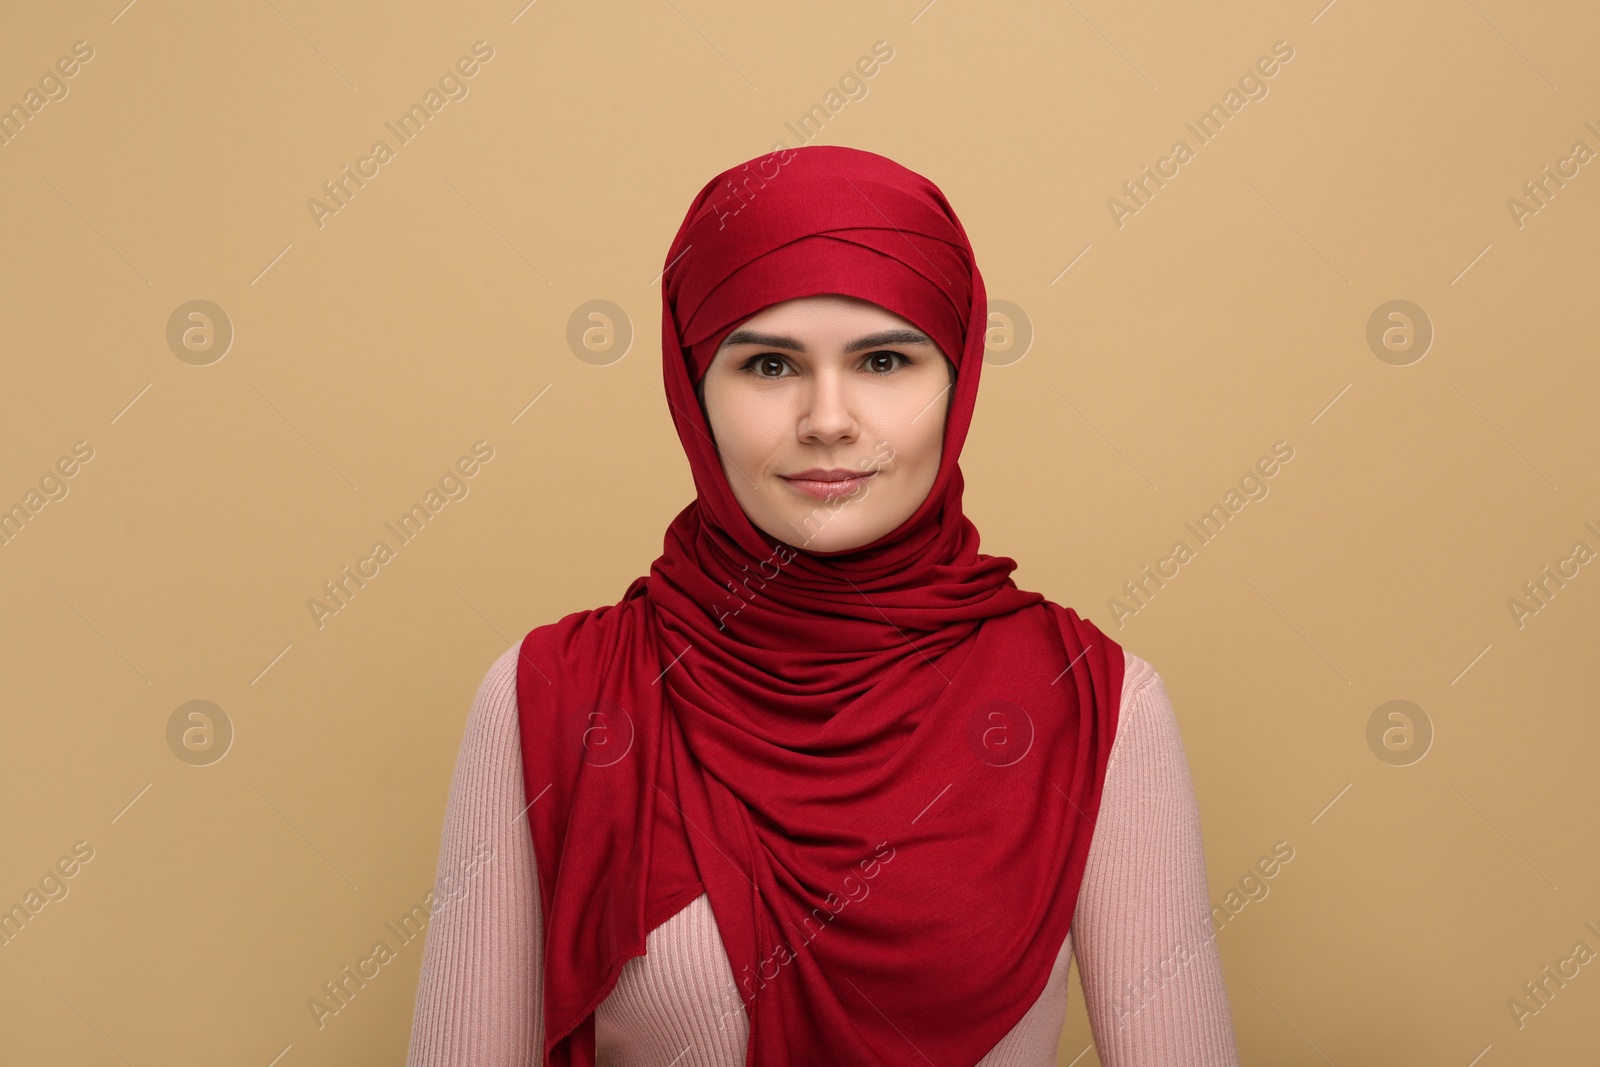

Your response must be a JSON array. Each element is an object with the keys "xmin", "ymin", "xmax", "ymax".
[{"xmin": 787, "ymin": 515, "xmax": 888, "ymax": 554}]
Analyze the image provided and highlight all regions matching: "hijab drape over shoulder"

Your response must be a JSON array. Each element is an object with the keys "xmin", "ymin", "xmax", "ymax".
[{"xmin": 517, "ymin": 145, "xmax": 1125, "ymax": 1066}]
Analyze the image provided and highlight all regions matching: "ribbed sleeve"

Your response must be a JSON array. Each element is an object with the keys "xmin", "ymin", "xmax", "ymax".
[
  {"xmin": 1072, "ymin": 654, "xmax": 1241, "ymax": 1066},
  {"xmin": 403, "ymin": 645, "xmax": 1240, "ymax": 1066},
  {"xmin": 406, "ymin": 641, "xmax": 542, "ymax": 1066}
]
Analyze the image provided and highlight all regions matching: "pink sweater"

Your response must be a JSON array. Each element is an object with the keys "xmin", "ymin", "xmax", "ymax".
[{"xmin": 405, "ymin": 642, "xmax": 1240, "ymax": 1066}]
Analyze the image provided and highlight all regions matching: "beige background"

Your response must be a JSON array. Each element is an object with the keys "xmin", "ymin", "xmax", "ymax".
[{"xmin": 2, "ymin": 0, "xmax": 1597, "ymax": 1064}]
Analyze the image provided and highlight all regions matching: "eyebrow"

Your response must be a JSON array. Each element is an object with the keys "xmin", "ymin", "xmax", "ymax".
[{"xmin": 717, "ymin": 328, "xmax": 935, "ymax": 355}]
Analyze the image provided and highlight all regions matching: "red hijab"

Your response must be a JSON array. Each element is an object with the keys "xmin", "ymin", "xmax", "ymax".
[{"xmin": 517, "ymin": 145, "xmax": 1124, "ymax": 1066}]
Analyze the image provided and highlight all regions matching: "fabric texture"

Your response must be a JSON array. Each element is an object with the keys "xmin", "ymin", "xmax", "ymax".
[
  {"xmin": 513, "ymin": 145, "xmax": 1127, "ymax": 1066},
  {"xmin": 405, "ymin": 645, "xmax": 1241, "ymax": 1066}
]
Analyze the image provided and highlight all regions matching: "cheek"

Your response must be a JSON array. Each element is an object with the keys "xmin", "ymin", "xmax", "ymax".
[
  {"xmin": 708, "ymin": 393, "xmax": 789, "ymax": 471},
  {"xmin": 895, "ymin": 395, "xmax": 948, "ymax": 473}
]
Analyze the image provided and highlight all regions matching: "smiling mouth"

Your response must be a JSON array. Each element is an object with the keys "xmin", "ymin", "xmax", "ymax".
[{"xmin": 781, "ymin": 470, "xmax": 877, "ymax": 500}]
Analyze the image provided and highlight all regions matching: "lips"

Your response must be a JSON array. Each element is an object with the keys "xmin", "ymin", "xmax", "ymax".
[
  {"xmin": 781, "ymin": 468, "xmax": 878, "ymax": 501},
  {"xmin": 784, "ymin": 468, "xmax": 869, "ymax": 482}
]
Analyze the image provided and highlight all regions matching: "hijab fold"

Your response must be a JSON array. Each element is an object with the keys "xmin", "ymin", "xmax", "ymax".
[{"xmin": 517, "ymin": 145, "xmax": 1124, "ymax": 1066}]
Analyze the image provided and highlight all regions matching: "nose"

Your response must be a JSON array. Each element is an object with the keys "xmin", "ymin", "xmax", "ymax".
[{"xmin": 796, "ymin": 368, "xmax": 859, "ymax": 445}]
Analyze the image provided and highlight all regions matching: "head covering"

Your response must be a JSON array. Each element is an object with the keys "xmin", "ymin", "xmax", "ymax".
[{"xmin": 517, "ymin": 145, "xmax": 1125, "ymax": 1066}]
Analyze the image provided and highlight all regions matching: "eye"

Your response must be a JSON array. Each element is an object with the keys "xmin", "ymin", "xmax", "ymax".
[
  {"xmin": 734, "ymin": 350, "xmax": 914, "ymax": 379},
  {"xmin": 738, "ymin": 353, "xmax": 793, "ymax": 379},
  {"xmin": 864, "ymin": 351, "xmax": 911, "ymax": 374}
]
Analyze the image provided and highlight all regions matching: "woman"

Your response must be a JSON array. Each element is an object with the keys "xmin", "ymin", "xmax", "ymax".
[{"xmin": 406, "ymin": 145, "xmax": 1239, "ymax": 1066}]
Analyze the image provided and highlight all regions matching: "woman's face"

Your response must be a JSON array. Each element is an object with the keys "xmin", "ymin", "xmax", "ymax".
[{"xmin": 698, "ymin": 294, "xmax": 955, "ymax": 554}]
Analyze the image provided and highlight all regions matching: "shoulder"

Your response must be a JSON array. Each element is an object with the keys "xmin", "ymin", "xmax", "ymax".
[
  {"xmin": 1118, "ymin": 648, "xmax": 1163, "ymax": 707},
  {"xmin": 1085, "ymin": 651, "xmax": 1207, "ymax": 879},
  {"xmin": 479, "ymin": 639, "xmax": 523, "ymax": 699},
  {"xmin": 1107, "ymin": 649, "xmax": 1187, "ymax": 770},
  {"xmin": 458, "ymin": 641, "xmax": 525, "ymax": 757},
  {"xmin": 434, "ymin": 643, "xmax": 535, "ymax": 851},
  {"xmin": 1046, "ymin": 604, "xmax": 1163, "ymax": 715}
]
